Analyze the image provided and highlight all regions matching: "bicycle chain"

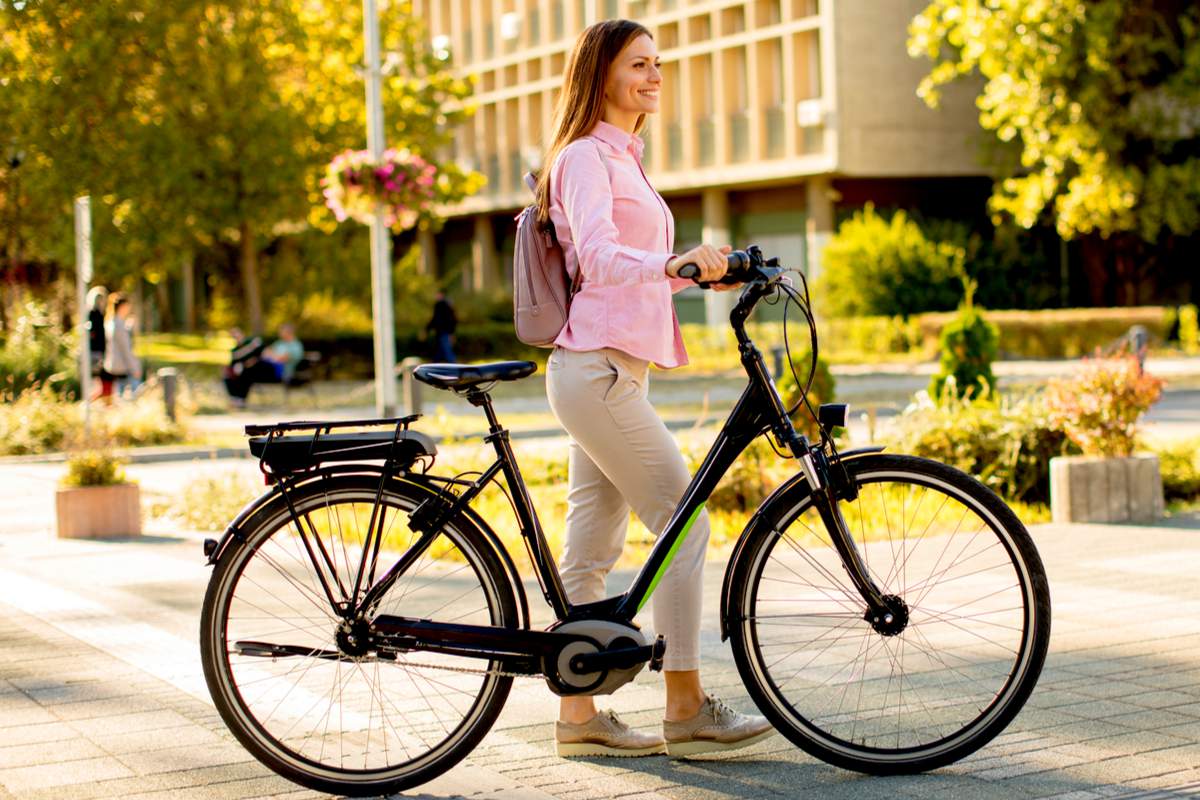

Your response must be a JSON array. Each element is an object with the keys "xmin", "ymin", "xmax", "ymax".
[{"xmin": 385, "ymin": 655, "xmax": 534, "ymax": 680}]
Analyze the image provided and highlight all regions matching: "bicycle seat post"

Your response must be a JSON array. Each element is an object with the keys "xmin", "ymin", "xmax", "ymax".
[{"xmin": 465, "ymin": 386, "xmax": 572, "ymax": 618}]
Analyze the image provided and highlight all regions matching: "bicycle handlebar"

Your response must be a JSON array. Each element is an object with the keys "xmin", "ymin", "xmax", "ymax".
[{"xmin": 675, "ymin": 251, "xmax": 753, "ymax": 285}]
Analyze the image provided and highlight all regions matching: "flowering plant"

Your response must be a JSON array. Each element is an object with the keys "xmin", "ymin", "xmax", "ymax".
[
  {"xmin": 1043, "ymin": 353, "xmax": 1166, "ymax": 457},
  {"xmin": 321, "ymin": 148, "xmax": 437, "ymax": 230}
]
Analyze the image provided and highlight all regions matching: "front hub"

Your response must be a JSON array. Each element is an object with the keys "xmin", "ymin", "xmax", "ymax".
[{"xmin": 864, "ymin": 594, "xmax": 909, "ymax": 637}]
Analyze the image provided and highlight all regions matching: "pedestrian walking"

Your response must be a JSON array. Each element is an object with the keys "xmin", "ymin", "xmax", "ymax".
[
  {"xmin": 102, "ymin": 293, "xmax": 141, "ymax": 400},
  {"xmin": 86, "ymin": 286, "xmax": 113, "ymax": 401},
  {"xmin": 426, "ymin": 291, "xmax": 458, "ymax": 363}
]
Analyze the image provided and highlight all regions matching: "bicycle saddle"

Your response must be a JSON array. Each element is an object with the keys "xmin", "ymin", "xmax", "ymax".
[{"xmin": 413, "ymin": 360, "xmax": 537, "ymax": 390}]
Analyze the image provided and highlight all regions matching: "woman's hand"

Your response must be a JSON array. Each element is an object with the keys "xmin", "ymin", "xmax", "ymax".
[{"xmin": 666, "ymin": 244, "xmax": 732, "ymax": 283}]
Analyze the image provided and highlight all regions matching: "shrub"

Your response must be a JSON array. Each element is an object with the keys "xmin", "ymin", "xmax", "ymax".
[
  {"xmin": 917, "ymin": 306, "xmax": 1176, "ymax": 360},
  {"xmin": 1180, "ymin": 304, "xmax": 1199, "ymax": 355},
  {"xmin": 929, "ymin": 295, "xmax": 999, "ymax": 402},
  {"xmin": 685, "ymin": 434, "xmax": 793, "ymax": 514},
  {"xmin": 1152, "ymin": 438, "xmax": 1200, "ymax": 501},
  {"xmin": 817, "ymin": 205, "xmax": 964, "ymax": 318},
  {"xmin": 0, "ymin": 302, "xmax": 78, "ymax": 397},
  {"xmin": 1044, "ymin": 355, "xmax": 1166, "ymax": 457},
  {"xmin": 0, "ymin": 383, "xmax": 185, "ymax": 456},
  {"xmin": 776, "ymin": 353, "xmax": 837, "ymax": 441},
  {"xmin": 171, "ymin": 470, "xmax": 260, "ymax": 531},
  {"xmin": 888, "ymin": 391, "xmax": 1076, "ymax": 504},
  {"xmin": 61, "ymin": 450, "xmax": 128, "ymax": 488}
]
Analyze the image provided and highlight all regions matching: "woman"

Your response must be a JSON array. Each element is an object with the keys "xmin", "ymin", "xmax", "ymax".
[
  {"xmin": 538, "ymin": 20, "xmax": 774, "ymax": 758},
  {"xmin": 103, "ymin": 293, "xmax": 141, "ymax": 399},
  {"xmin": 86, "ymin": 286, "xmax": 112, "ymax": 400}
]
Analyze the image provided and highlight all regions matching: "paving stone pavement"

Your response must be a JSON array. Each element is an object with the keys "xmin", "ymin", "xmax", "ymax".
[{"xmin": 1, "ymin": 466, "xmax": 1198, "ymax": 798}]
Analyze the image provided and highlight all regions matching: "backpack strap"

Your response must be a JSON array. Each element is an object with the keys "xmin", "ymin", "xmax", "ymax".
[{"xmin": 523, "ymin": 138, "xmax": 615, "ymax": 300}]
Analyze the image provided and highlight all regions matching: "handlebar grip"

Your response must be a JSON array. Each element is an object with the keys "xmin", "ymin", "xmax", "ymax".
[{"xmin": 676, "ymin": 251, "xmax": 751, "ymax": 283}]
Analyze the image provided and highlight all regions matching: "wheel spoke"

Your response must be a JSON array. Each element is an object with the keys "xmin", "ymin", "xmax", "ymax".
[
  {"xmin": 735, "ymin": 459, "xmax": 1047, "ymax": 768},
  {"xmin": 205, "ymin": 486, "xmax": 512, "ymax": 789}
]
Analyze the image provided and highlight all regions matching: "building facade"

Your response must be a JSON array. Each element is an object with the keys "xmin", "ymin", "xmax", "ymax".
[{"xmin": 411, "ymin": 0, "xmax": 988, "ymax": 323}]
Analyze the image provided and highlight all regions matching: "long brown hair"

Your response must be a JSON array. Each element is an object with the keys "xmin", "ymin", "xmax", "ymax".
[{"xmin": 534, "ymin": 19, "xmax": 653, "ymax": 227}]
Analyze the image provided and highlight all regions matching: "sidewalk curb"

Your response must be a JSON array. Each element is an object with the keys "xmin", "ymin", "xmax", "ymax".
[{"xmin": 0, "ymin": 446, "xmax": 251, "ymax": 466}]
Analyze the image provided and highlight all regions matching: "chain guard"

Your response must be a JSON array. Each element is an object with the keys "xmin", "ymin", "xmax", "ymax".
[{"xmin": 542, "ymin": 619, "xmax": 650, "ymax": 697}]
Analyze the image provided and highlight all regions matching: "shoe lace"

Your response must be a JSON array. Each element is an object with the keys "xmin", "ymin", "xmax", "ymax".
[
  {"xmin": 604, "ymin": 709, "xmax": 625, "ymax": 729},
  {"xmin": 708, "ymin": 695, "xmax": 737, "ymax": 724}
]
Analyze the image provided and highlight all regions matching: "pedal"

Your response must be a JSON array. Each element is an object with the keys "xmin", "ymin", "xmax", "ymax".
[{"xmin": 649, "ymin": 635, "xmax": 665, "ymax": 672}]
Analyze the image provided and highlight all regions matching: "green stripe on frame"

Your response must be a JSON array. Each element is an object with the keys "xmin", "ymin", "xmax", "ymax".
[{"xmin": 636, "ymin": 503, "xmax": 705, "ymax": 613}]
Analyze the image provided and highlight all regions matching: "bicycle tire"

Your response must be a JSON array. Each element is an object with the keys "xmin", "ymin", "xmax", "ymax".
[
  {"xmin": 200, "ymin": 474, "xmax": 517, "ymax": 796},
  {"xmin": 727, "ymin": 453, "xmax": 1050, "ymax": 774}
]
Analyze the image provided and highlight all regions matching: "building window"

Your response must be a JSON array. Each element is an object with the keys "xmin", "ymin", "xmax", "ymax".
[{"xmin": 553, "ymin": 1, "xmax": 565, "ymax": 38}]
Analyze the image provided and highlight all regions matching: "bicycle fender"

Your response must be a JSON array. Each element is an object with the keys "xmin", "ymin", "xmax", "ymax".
[
  {"xmin": 717, "ymin": 446, "xmax": 884, "ymax": 641},
  {"xmin": 202, "ymin": 468, "xmax": 531, "ymax": 632}
]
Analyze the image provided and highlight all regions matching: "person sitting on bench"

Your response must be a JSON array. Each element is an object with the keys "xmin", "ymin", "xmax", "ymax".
[{"xmin": 224, "ymin": 324, "xmax": 304, "ymax": 408}]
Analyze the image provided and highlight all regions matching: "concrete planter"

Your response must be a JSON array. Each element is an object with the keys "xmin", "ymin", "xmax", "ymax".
[
  {"xmin": 55, "ymin": 483, "xmax": 142, "ymax": 539},
  {"xmin": 1049, "ymin": 454, "xmax": 1164, "ymax": 524}
]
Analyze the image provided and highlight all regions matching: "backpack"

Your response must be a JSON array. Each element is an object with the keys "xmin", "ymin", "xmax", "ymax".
[{"xmin": 512, "ymin": 141, "xmax": 608, "ymax": 347}]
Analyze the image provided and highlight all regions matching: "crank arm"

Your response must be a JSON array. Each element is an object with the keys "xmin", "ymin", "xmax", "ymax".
[{"xmin": 570, "ymin": 635, "xmax": 666, "ymax": 673}]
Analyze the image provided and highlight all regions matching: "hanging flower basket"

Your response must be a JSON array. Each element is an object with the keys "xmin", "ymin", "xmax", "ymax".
[{"xmin": 321, "ymin": 148, "xmax": 437, "ymax": 231}]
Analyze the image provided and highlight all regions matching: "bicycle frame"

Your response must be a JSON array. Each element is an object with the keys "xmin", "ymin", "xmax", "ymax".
[{"xmin": 361, "ymin": 277, "xmax": 890, "ymax": 651}]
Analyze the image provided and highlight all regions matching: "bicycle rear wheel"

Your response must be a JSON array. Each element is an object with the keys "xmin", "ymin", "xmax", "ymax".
[
  {"xmin": 728, "ymin": 454, "xmax": 1050, "ymax": 774},
  {"xmin": 200, "ymin": 474, "xmax": 517, "ymax": 796}
]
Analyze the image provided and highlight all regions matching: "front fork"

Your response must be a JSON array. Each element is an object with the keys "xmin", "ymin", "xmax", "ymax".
[{"xmin": 780, "ymin": 424, "xmax": 890, "ymax": 615}]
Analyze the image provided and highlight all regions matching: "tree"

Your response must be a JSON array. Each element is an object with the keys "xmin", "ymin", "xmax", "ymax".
[
  {"xmin": 909, "ymin": 0, "xmax": 1200, "ymax": 304},
  {"xmin": 0, "ymin": 0, "xmax": 482, "ymax": 332}
]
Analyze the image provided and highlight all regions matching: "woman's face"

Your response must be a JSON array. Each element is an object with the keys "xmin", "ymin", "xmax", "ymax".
[{"xmin": 604, "ymin": 34, "xmax": 662, "ymax": 118}]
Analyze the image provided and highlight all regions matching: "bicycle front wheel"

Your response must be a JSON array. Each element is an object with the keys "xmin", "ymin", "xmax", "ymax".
[
  {"xmin": 200, "ymin": 474, "xmax": 517, "ymax": 796},
  {"xmin": 728, "ymin": 454, "xmax": 1050, "ymax": 774}
]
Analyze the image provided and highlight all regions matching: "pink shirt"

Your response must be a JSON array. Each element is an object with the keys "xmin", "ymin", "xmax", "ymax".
[{"xmin": 549, "ymin": 120, "xmax": 691, "ymax": 368}]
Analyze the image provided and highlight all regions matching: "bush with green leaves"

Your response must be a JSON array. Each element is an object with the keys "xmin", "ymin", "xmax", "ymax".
[
  {"xmin": 1151, "ymin": 437, "xmax": 1200, "ymax": 502},
  {"xmin": 776, "ymin": 353, "xmax": 837, "ymax": 441},
  {"xmin": 817, "ymin": 205, "xmax": 964, "ymax": 318},
  {"xmin": 888, "ymin": 391, "xmax": 1076, "ymax": 505},
  {"xmin": 0, "ymin": 382, "xmax": 185, "ymax": 456},
  {"xmin": 61, "ymin": 450, "xmax": 129, "ymax": 488},
  {"xmin": 0, "ymin": 303, "xmax": 78, "ymax": 397},
  {"xmin": 929, "ymin": 295, "xmax": 999, "ymax": 402},
  {"xmin": 1180, "ymin": 304, "xmax": 1199, "ymax": 355}
]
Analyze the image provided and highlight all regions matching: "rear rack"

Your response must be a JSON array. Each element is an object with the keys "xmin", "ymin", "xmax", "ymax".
[
  {"xmin": 244, "ymin": 415, "xmax": 421, "ymax": 437},
  {"xmin": 247, "ymin": 415, "xmax": 425, "ymax": 480}
]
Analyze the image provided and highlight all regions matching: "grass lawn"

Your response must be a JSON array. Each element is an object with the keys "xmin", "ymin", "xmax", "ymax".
[{"xmin": 137, "ymin": 332, "xmax": 233, "ymax": 380}]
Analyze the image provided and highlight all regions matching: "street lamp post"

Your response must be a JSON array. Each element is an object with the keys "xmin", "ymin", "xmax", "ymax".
[{"xmin": 363, "ymin": 0, "xmax": 398, "ymax": 417}]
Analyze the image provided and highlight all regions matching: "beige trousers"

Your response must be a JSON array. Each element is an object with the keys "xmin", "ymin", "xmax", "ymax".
[{"xmin": 545, "ymin": 346, "xmax": 709, "ymax": 671}]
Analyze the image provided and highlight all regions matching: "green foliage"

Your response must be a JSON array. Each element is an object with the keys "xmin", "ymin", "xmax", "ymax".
[
  {"xmin": 0, "ymin": 0, "xmax": 484, "ymax": 328},
  {"xmin": 1044, "ymin": 355, "xmax": 1166, "ymax": 457},
  {"xmin": 1152, "ymin": 437, "xmax": 1200, "ymax": 502},
  {"xmin": 686, "ymin": 435, "xmax": 792, "ymax": 515},
  {"xmin": 173, "ymin": 470, "xmax": 260, "ymax": 531},
  {"xmin": 0, "ymin": 303, "xmax": 78, "ymax": 397},
  {"xmin": 910, "ymin": 1, "xmax": 1200, "ymax": 242},
  {"xmin": 1179, "ymin": 305, "xmax": 1199, "ymax": 355},
  {"xmin": 776, "ymin": 354, "xmax": 837, "ymax": 441},
  {"xmin": 818, "ymin": 205, "xmax": 964, "ymax": 317},
  {"xmin": 61, "ymin": 450, "xmax": 128, "ymax": 488},
  {"xmin": 888, "ymin": 392, "xmax": 1077, "ymax": 504},
  {"xmin": 0, "ymin": 383, "xmax": 184, "ymax": 456},
  {"xmin": 929, "ymin": 299, "xmax": 999, "ymax": 402}
]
